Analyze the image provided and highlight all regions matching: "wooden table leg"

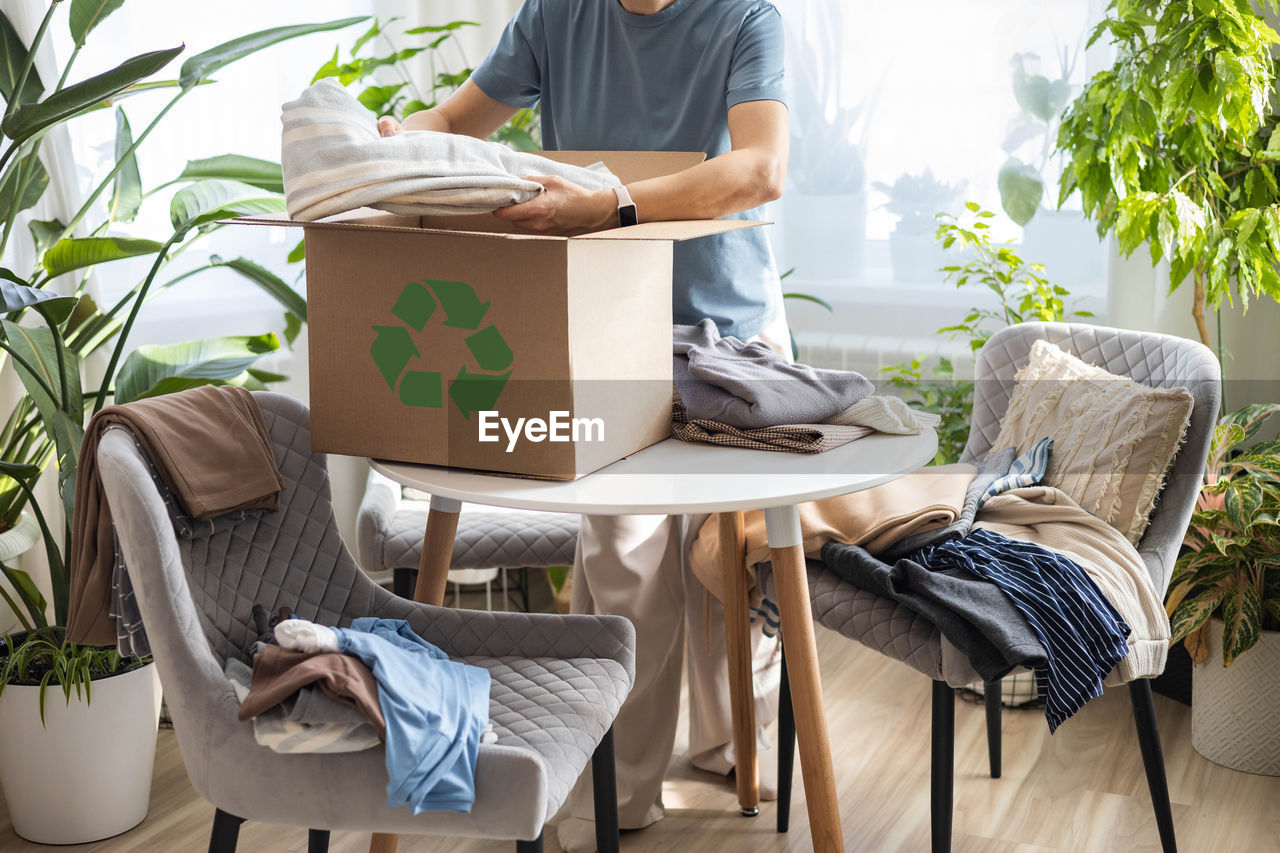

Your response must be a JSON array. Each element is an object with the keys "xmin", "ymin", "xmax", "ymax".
[
  {"xmin": 371, "ymin": 496, "xmax": 462, "ymax": 853},
  {"xmin": 719, "ymin": 511, "xmax": 759, "ymax": 817},
  {"xmin": 412, "ymin": 495, "xmax": 462, "ymax": 606},
  {"xmin": 763, "ymin": 505, "xmax": 842, "ymax": 853}
]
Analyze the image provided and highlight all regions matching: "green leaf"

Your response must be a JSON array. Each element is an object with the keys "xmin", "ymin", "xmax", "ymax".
[
  {"xmin": 1170, "ymin": 580, "xmax": 1231, "ymax": 643},
  {"xmin": 207, "ymin": 255, "xmax": 306, "ymax": 320},
  {"xmin": 0, "ymin": 459, "xmax": 41, "ymax": 481},
  {"xmin": 1, "ymin": 46, "xmax": 183, "ymax": 144},
  {"xmin": 169, "ymin": 179, "xmax": 284, "ymax": 236},
  {"xmin": 178, "ymin": 17, "xmax": 369, "ymax": 90},
  {"xmin": 175, "ymin": 154, "xmax": 282, "ymax": 193},
  {"xmin": 998, "ymin": 157, "xmax": 1043, "ymax": 226},
  {"xmin": 0, "ymin": 563, "xmax": 45, "ymax": 622},
  {"xmin": 283, "ymin": 311, "xmax": 303, "ymax": 346},
  {"xmin": 113, "ymin": 333, "xmax": 280, "ymax": 404},
  {"xmin": 403, "ymin": 21, "xmax": 478, "ymax": 35},
  {"xmin": 1, "ymin": 320, "xmax": 83, "ymax": 522},
  {"xmin": 0, "ymin": 152, "xmax": 48, "ymax": 216},
  {"xmin": 286, "ymin": 238, "xmax": 305, "ymax": 264},
  {"xmin": 42, "ymin": 236, "xmax": 163, "ymax": 279},
  {"xmin": 781, "ymin": 292, "xmax": 834, "ymax": 312},
  {"xmin": 109, "ymin": 107, "xmax": 141, "ymax": 223},
  {"xmin": 68, "ymin": 0, "xmax": 126, "ymax": 48},
  {"xmin": 1221, "ymin": 403, "xmax": 1280, "ymax": 443},
  {"xmin": 1220, "ymin": 576, "xmax": 1263, "ymax": 666},
  {"xmin": 0, "ymin": 279, "xmax": 76, "ymax": 319},
  {"xmin": 0, "ymin": 11, "xmax": 43, "ymax": 108},
  {"xmin": 26, "ymin": 218, "xmax": 62, "ymax": 260}
]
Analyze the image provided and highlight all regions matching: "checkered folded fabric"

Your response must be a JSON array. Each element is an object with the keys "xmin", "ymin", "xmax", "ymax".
[{"xmin": 670, "ymin": 398, "xmax": 872, "ymax": 453}]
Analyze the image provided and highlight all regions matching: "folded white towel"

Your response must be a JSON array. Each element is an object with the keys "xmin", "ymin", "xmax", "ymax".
[
  {"xmin": 281, "ymin": 79, "xmax": 620, "ymax": 221},
  {"xmin": 825, "ymin": 395, "xmax": 942, "ymax": 434}
]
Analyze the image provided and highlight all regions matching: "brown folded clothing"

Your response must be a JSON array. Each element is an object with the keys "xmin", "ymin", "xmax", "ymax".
[
  {"xmin": 67, "ymin": 385, "xmax": 285, "ymax": 647},
  {"xmin": 238, "ymin": 644, "xmax": 386, "ymax": 738},
  {"xmin": 670, "ymin": 398, "xmax": 872, "ymax": 453}
]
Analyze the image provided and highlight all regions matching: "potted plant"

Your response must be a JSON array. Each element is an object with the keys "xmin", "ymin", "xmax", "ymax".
[
  {"xmin": 872, "ymin": 169, "xmax": 964, "ymax": 282},
  {"xmin": 1166, "ymin": 403, "xmax": 1280, "ymax": 775},
  {"xmin": 1056, "ymin": 0, "xmax": 1280, "ymax": 352},
  {"xmin": 1000, "ymin": 48, "xmax": 1105, "ymax": 286},
  {"xmin": 776, "ymin": 0, "xmax": 874, "ymax": 280},
  {"xmin": 0, "ymin": 4, "xmax": 365, "ymax": 843}
]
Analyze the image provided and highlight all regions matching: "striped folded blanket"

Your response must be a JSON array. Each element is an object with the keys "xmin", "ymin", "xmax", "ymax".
[{"xmin": 281, "ymin": 78, "xmax": 620, "ymax": 221}]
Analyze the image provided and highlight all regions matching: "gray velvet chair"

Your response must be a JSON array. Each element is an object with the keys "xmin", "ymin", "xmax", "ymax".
[
  {"xmin": 766, "ymin": 322, "xmax": 1221, "ymax": 853},
  {"xmin": 96, "ymin": 392, "xmax": 634, "ymax": 853},
  {"xmin": 359, "ymin": 468, "xmax": 578, "ymax": 609}
]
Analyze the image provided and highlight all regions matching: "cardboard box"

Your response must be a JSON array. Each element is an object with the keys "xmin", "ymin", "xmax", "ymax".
[{"xmin": 232, "ymin": 150, "xmax": 764, "ymax": 479}]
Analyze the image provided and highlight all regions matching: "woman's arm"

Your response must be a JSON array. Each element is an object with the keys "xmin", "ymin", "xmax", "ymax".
[
  {"xmin": 378, "ymin": 79, "xmax": 519, "ymax": 138},
  {"xmin": 492, "ymin": 99, "xmax": 789, "ymax": 234}
]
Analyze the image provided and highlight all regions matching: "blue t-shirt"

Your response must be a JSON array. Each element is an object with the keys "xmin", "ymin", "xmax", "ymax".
[{"xmin": 471, "ymin": 0, "xmax": 787, "ymax": 339}]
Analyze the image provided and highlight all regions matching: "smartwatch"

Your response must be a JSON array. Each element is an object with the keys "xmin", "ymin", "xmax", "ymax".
[{"xmin": 613, "ymin": 185, "xmax": 638, "ymax": 227}]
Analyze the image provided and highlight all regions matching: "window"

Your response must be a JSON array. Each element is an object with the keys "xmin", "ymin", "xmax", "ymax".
[{"xmin": 771, "ymin": 0, "xmax": 1111, "ymax": 351}]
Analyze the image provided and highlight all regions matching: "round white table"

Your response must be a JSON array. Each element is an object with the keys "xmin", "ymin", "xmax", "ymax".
[{"xmin": 373, "ymin": 430, "xmax": 937, "ymax": 853}]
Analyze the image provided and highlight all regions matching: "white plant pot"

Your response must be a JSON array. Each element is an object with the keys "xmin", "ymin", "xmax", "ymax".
[
  {"xmin": 1191, "ymin": 619, "xmax": 1280, "ymax": 776},
  {"xmin": 781, "ymin": 192, "xmax": 866, "ymax": 280},
  {"xmin": 888, "ymin": 227, "xmax": 948, "ymax": 283},
  {"xmin": 0, "ymin": 511, "xmax": 40, "ymax": 562},
  {"xmin": 0, "ymin": 660, "xmax": 162, "ymax": 843},
  {"xmin": 1019, "ymin": 209, "xmax": 1105, "ymax": 284}
]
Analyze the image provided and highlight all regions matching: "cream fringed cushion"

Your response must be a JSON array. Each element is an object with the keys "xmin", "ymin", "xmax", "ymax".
[{"xmin": 988, "ymin": 339, "xmax": 1194, "ymax": 544}]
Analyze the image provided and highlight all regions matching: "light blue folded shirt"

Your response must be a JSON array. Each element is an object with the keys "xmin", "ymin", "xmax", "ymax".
[{"xmin": 334, "ymin": 618, "xmax": 491, "ymax": 813}]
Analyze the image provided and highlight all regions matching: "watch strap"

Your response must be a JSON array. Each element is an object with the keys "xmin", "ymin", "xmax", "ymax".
[{"xmin": 613, "ymin": 185, "xmax": 638, "ymax": 227}]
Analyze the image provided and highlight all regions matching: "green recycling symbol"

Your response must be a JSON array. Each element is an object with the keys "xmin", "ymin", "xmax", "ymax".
[{"xmin": 370, "ymin": 279, "xmax": 513, "ymax": 419}]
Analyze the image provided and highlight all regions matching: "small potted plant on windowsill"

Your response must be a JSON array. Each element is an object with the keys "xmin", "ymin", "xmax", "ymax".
[
  {"xmin": 873, "ymin": 169, "xmax": 964, "ymax": 283},
  {"xmin": 1166, "ymin": 403, "xmax": 1280, "ymax": 776},
  {"xmin": 778, "ymin": 0, "xmax": 874, "ymax": 280}
]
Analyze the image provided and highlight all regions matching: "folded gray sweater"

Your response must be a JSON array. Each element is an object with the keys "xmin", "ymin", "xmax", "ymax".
[
  {"xmin": 281, "ymin": 79, "xmax": 620, "ymax": 221},
  {"xmin": 673, "ymin": 319, "xmax": 874, "ymax": 428}
]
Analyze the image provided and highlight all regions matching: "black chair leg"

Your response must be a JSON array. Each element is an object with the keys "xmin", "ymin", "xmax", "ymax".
[
  {"xmin": 307, "ymin": 829, "xmax": 330, "ymax": 853},
  {"xmin": 592, "ymin": 726, "xmax": 621, "ymax": 853},
  {"xmin": 931, "ymin": 680, "xmax": 954, "ymax": 853},
  {"xmin": 1130, "ymin": 679, "xmax": 1177, "ymax": 852},
  {"xmin": 515, "ymin": 830, "xmax": 544, "ymax": 853},
  {"xmin": 777, "ymin": 641, "xmax": 796, "ymax": 833},
  {"xmin": 208, "ymin": 809, "xmax": 244, "ymax": 853},
  {"xmin": 393, "ymin": 566, "xmax": 416, "ymax": 599},
  {"xmin": 985, "ymin": 679, "xmax": 1002, "ymax": 779}
]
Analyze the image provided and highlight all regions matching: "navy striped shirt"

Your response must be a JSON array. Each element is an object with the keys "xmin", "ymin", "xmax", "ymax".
[{"xmin": 917, "ymin": 529, "xmax": 1131, "ymax": 732}]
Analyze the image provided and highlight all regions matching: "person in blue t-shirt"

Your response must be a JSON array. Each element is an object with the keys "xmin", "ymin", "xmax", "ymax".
[{"xmin": 379, "ymin": 1, "xmax": 788, "ymax": 844}]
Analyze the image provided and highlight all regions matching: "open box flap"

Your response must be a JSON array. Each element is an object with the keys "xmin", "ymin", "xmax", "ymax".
[
  {"xmin": 573, "ymin": 219, "xmax": 768, "ymax": 241},
  {"xmin": 535, "ymin": 150, "xmax": 706, "ymax": 183}
]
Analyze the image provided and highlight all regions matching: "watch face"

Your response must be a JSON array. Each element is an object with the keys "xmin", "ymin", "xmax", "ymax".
[{"xmin": 620, "ymin": 204, "xmax": 638, "ymax": 227}]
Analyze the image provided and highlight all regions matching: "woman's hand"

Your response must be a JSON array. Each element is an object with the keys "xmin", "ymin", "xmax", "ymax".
[{"xmin": 493, "ymin": 175, "xmax": 619, "ymax": 235}]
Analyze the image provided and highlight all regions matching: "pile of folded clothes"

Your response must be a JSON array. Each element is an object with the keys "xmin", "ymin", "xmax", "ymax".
[
  {"xmin": 693, "ymin": 433, "xmax": 1170, "ymax": 732},
  {"xmin": 671, "ymin": 318, "xmax": 939, "ymax": 453},
  {"xmin": 227, "ymin": 607, "xmax": 496, "ymax": 814},
  {"xmin": 281, "ymin": 78, "xmax": 620, "ymax": 221}
]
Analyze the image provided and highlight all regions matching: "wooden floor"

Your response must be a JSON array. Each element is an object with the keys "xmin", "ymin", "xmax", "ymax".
[{"xmin": 2, "ymin": 631, "xmax": 1278, "ymax": 852}]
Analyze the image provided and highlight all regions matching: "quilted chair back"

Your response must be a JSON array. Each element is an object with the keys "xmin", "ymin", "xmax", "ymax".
[
  {"xmin": 165, "ymin": 392, "xmax": 377, "ymax": 666},
  {"xmin": 959, "ymin": 322, "xmax": 1221, "ymax": 593},
  {"xmin": 95, "ymin": 392, "xmax": 391, "ymax": 799}
]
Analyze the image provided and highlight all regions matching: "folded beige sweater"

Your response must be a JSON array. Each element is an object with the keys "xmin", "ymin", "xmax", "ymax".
[
  {"xmin": 974, "ymin": 485, "xmax": 1169, "ymax": 685},
  {"xmin": 689, "ymin": 463, "xmax": 976, "ymax": 602}
]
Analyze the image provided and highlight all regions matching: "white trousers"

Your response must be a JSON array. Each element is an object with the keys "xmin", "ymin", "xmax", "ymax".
[{"xmin": 565, "ymin": 315, "xmax": 790, "ymax": 829}]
